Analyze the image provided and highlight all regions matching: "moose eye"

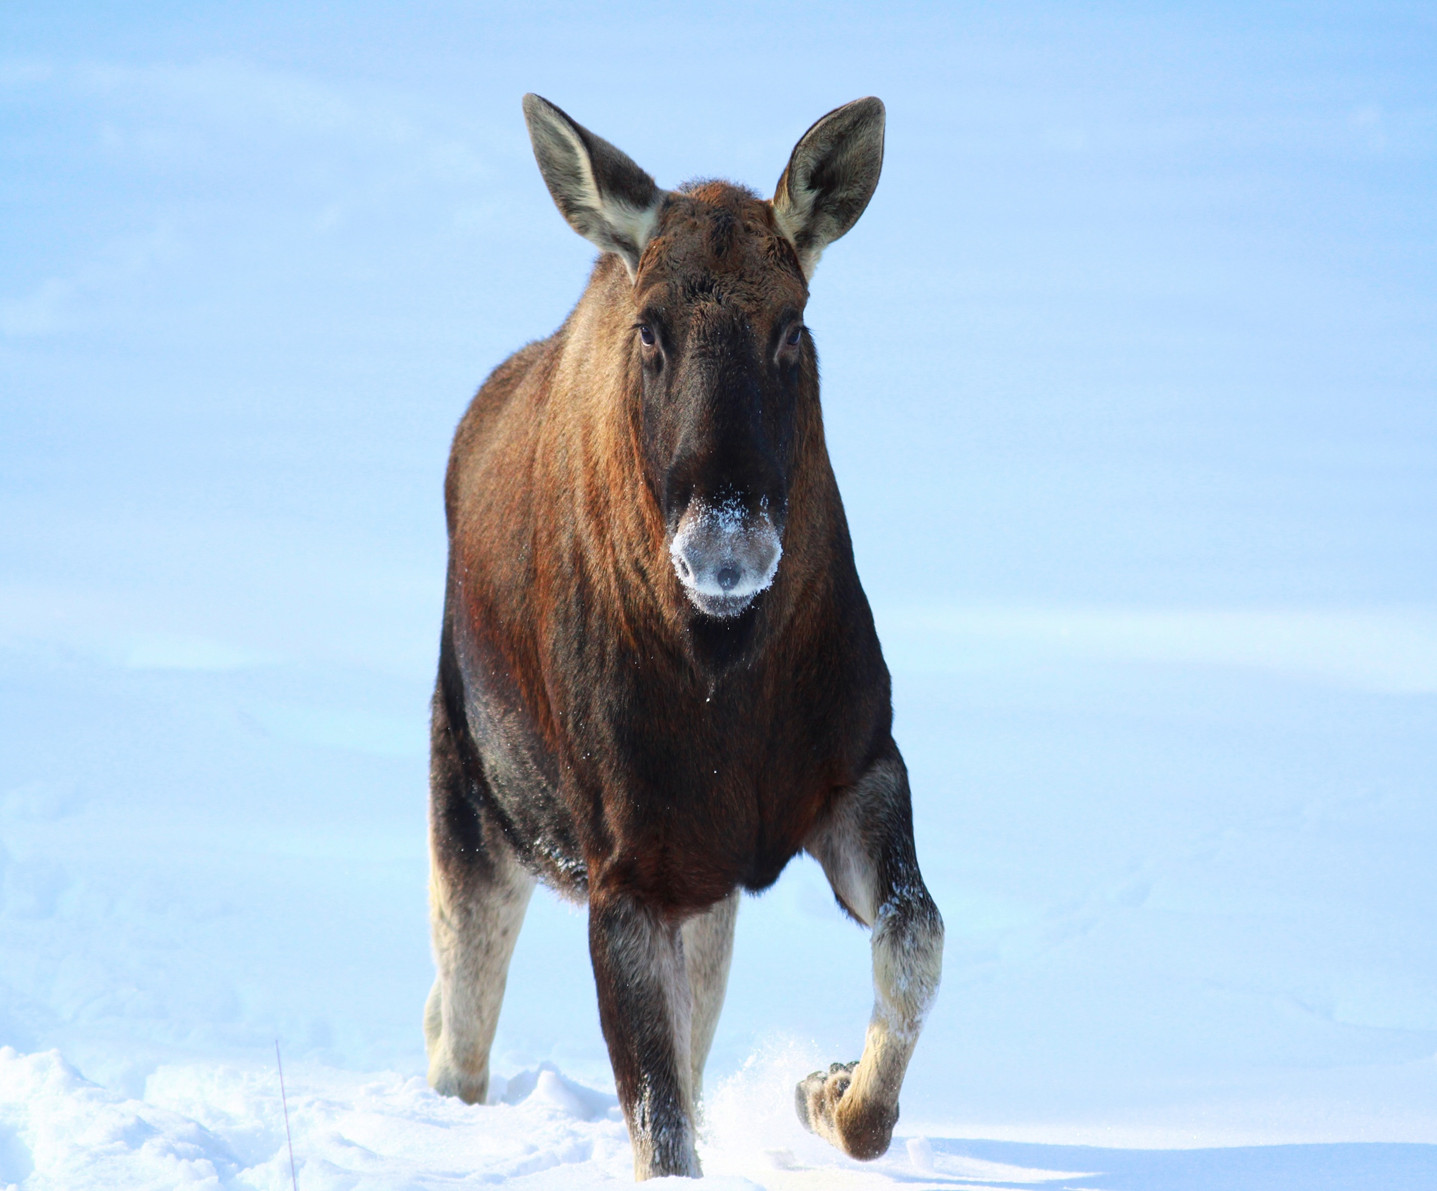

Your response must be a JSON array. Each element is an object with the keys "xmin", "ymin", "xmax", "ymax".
[
  {"xmin": 638, "ymin": 324, "xmax": 657, "ymax": 347},
  {"xmin": 784, "ymin": 324, "xmax": 803, "ymax": 348}
]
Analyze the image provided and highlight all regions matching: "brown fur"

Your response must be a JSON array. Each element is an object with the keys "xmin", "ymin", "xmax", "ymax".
[{"xmin": 425, "ymin": 97, "xmax": 942, "ymax": 1180}]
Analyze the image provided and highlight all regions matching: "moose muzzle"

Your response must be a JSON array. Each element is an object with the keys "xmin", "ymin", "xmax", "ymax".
[{"xmin": 669, "ymin": 499, "xmax": 782, "ymax": 618}]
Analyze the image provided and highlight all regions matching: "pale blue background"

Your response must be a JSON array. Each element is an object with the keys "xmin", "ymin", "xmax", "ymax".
[{"xmin": 2, "ymin": 0, "xmax": 1435, "ymax": 1162}]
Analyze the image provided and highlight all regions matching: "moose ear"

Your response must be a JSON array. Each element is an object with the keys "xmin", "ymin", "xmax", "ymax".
[
  {"xmin": 771, "ymin": 97, "xmax": 885, "ymax": 280},
  {"xmin": 522, "ymin": 94, "xmax": 663, "ymax": 279}
]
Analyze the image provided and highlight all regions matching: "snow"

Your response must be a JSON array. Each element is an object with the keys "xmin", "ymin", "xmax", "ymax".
[
  {"xmin": 3, "ymin": 1, "xmax": 1436, "ymax": 1187},
  {"xmin": 5, "ymin": 1046, "xmax": 1437, "ymax": 1188},
  {"xmin": 669, "ymin": 498, "xmax": 782, "ymax": 607}
]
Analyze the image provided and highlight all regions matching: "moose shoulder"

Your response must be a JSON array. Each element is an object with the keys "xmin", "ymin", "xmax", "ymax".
[{"xmin": 425, "ymin": 94, "xmax": 943, "ymax": 1180}]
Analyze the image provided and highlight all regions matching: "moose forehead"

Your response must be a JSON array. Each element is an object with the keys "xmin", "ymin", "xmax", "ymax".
[{"xmin": 634, "ymin": 182, "xmax": 807, "ymax": 323}]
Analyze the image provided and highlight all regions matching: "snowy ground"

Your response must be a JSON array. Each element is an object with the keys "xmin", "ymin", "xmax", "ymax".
[
  {"xmin": 6, "ymin": 1045, "xmax": 1437, "ymax": 1190},
  {"xmin": 3, "ymin": 2, "xmax": 1436, "ymax": 1187}
]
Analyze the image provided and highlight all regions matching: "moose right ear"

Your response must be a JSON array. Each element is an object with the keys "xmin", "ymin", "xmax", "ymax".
[
  {"xmin": 522, "ymin": 94, "xmax": 663, "ymax": 280},
  {"xmin": 772, "ymin": 97, "xmax": 885, "ymax": 280}
]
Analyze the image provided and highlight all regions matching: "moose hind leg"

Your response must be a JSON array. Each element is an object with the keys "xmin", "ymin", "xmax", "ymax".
[
  {"xmin": 426, "ymin": 683, "xmax": 535, "ymax": 1105},
  {"xmin": 590, "ymin": 893, "xmax": 701, "ymax": 1179},
  {"xmin": 682, "ymin": 891, "xmax": 738, "ymax": 1108},
  {"xmin": 797, "ymin": 748, "xmax": 944, "ymax": 1160}
]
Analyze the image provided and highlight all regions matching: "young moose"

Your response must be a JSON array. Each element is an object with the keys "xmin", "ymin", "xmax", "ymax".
[{"xmin": 425, "ymin": 94, "xmax": 943, "ymax": 1179}]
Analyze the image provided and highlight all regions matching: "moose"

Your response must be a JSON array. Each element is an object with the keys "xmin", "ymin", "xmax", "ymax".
[{"xmin": 424, "ymin": 94, "xmax": 943, "ymax": 1180}]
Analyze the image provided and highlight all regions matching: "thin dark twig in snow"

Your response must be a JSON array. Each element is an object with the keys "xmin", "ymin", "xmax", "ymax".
[{"xmin": 276, "ymin": 1039, "xmax": 299, "ymax": 1191}]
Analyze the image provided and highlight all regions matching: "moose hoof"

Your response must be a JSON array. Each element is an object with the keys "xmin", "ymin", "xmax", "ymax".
[
  {"xmin": 794, "ymin": 1060, "xmax": 897, "ymax": 1161},
  {"xmin": 427, "ymin": 1055, "xmax": 489, "ymax": 1106},
  {"xmin": 796, "ymin": 1061, "xmax": 855, "ymax": 1137}
]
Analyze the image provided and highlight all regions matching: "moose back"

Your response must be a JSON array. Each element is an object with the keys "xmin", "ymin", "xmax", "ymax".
[{"xmin": 424, "ymin": 94, "xmax": 943, "ymax": 1180}]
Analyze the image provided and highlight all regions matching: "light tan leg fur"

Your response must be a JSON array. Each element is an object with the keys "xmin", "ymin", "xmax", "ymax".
[
  {"xmin": 425, "ymin": 839, "xmax": 535, "ymax": 1104},
  {"xmin": 682, "ymin": 890, "xmax": 739, "ymax": 1108},
  {"xmin": 797, "ymin": 753, "xmax": 944, "ymax": 1160}
]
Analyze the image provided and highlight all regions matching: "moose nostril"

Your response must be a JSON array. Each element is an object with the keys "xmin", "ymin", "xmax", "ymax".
[
  {"xmin": 716, "ymin": 565, "xmax": 740, "ymax": 591},
  {"xmin": 677, "ymin": 556, "xmax": 692, "ymax": 580}
]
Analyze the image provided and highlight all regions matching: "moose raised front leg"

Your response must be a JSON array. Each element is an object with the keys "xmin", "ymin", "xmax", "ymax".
[
  {"xmin": 590, "ymin": 891, "xmax": 701, "ymax": 1179},
  {"xmin": 797, "ymin": 748, "xmax": 944, "ymax": 1160}
]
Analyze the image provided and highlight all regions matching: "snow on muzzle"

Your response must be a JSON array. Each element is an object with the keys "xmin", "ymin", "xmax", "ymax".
[{"xmin": 669, "ymin": 499, "xmax": 782, "ymax": 618}]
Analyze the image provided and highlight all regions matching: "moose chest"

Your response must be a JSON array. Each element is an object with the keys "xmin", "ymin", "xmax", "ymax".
[{"xmin": 467, "ymin": 620, "xmax": 848, "ymax": 909}]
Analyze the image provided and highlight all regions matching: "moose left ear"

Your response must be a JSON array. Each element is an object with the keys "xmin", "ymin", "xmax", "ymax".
[
  {"xmin": 771, "ymin": 97, "xmax": 885, "ymax": 280},
  {"xmin": 522, "ymin": 94, "xmax": 664, "ymax": 280}
]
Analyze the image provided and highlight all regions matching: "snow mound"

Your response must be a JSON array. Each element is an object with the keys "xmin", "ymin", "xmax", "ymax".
[
  {"xmin": 0, "ymin": 1047, "xmax": 642, "ymax": 1189},
  {"xmin": 0, "ymin": 1047, "xmax": 238, "ymax": 1190},
  {"xmin": 489, "ymin": 1063, "xmax": 619, "ymax": 1122}
]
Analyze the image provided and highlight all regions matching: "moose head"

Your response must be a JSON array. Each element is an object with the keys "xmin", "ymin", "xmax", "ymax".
[{"xmin": 523, "ymin": 94, "xmax": 885, "ymax": 622}]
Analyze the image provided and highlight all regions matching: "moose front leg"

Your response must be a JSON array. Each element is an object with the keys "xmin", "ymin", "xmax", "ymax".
[
  {"xmin": 683, "ymin": 890, "xmax": 738, "ymax": 1108},
  {"xmin": 589, "ymin": 891, "xmax": 701, "ymax": 1180},
  {"xmin": 798, "ymin": 748, "xmax": 944, "ymax": 1160}
]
